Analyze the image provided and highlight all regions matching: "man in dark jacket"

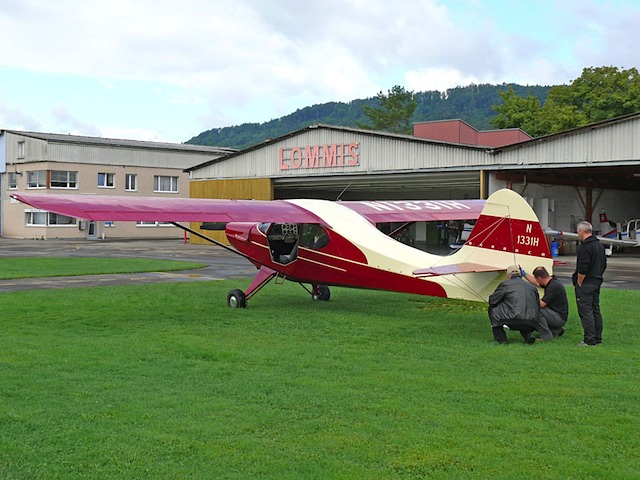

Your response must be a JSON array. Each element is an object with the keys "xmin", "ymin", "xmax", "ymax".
[
  {"xmin": 488, "ymin": 265, "xmax": 541, "ymax": 344},
  {"xmin": 523, "ymin": 266, "xmax": 569, "ymax": 340},
  {"xmin": 572, "ymin": 221, "xmax": 607, "ymax": 346}
]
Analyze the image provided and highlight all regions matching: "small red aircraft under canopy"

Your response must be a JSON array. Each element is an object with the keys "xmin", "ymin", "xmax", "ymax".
[{"xmin": 11, "ymin": 189, "xmax": 552, "ymax": 308}]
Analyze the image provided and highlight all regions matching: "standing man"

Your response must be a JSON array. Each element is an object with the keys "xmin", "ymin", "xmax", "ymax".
[
  {"xmin": 523, "ymin": 266, "xmax": 569, "ymax": 340},
  {"xmin": 488, "ymin": 265, "xmax": 541, "ymax": 344},
  {"xmin": 572, "ymin": 221, "xmax": 607, "ymax": 346}
]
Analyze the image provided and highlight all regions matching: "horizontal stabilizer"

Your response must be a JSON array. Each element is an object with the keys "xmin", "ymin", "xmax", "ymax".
[
  {"xmin": 545, "ymin": 229, "xmax": 638, "ymax": 248},
  {"xmin": 413, "ymin": 262, "xmax": 504, "ymax": 277}
]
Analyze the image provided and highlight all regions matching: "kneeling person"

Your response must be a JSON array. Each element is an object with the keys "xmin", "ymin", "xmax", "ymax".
[
  {"xmin": 524, "ymin": 266, "xmax": 569, "ymax": 340},
  {"xmin": 488, "ymin": 265, "xmax": 541, "ymax": 344}
]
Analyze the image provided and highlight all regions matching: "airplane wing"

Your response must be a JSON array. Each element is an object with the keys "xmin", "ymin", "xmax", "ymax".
[
  {"xmin": 340, "ymin": 199, "xmax": 485, "ymax": 223},
  {"xmin": 412, "ymin": 262, "xmax": 503, "ymax": 277},
  {"xmin": 544, "ymin": 228, "xmax": 638, "ymax": 248},
  {"xmin": 11, "ymin": 193, "xmax": 485, "ymax": 225},
  {"xmin": 9, "ymin": 193, "xmax": 325, "ymax": 224}
]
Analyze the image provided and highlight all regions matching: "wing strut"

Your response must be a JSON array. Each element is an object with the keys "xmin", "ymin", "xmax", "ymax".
[{"xmin": 170, "ymin": 222, "xmax": 259, "ymax": 264}]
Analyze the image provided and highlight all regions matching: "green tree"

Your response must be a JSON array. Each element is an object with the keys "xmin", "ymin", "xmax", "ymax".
[
  {"xmin": 491, "ymin": 66, "xmax": 640, "ymax": 136},
  {"xmin": 491, "ymin": 87, "xmax": 546, "ymax": 136},
  {"xmin": 357, "ymin": 85, "xmax": 417, "ymax": 134},
  {"xmin": 548, "ymin": 66, "xmax": 640, "ymax": 123}
]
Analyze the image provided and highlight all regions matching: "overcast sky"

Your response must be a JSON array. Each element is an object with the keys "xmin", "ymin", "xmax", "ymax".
[{"xmin": 1, "ymin": 0, "xmax": 638, "ymax": 143}]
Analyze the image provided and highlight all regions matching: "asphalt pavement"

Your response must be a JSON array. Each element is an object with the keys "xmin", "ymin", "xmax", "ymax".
[
  {"xmin": 0, "ymin": 238, "xmax": 256, "ymax": 292},
  {"xmin": 1, "ymin": 237, "xmax": 639, "ymax": 292}
]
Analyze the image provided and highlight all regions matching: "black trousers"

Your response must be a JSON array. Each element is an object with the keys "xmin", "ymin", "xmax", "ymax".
[
  {"xmin": 576, "ymin": 280, "xmax": 603, "ymax": 345},
  {"xmin": 492, "ymin": 323, "xmax": 535, "ymax": 344}
]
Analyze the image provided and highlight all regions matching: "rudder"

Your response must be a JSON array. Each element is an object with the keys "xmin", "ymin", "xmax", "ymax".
[{"xmin": 456, "ymin": 189, "xmax": 553, "ymax": 275}]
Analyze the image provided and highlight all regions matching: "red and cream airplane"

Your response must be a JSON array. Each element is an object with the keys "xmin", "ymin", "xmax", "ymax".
[{"xmin": 10, "ymin": 189, "xmax": 552, "ymax": 307}]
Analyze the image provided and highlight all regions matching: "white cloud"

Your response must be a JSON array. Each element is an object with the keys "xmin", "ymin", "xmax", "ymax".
[
  {"xmin": 50, "ymin": 105, "xmax": 101, "ymax": 136},
  {"xmin": 0, "ymin": 102, "xmax": 42, "ymax": 132},
  {"xmin": 1, "ymin": 0, "xmax": 639, "ymax": 140}
]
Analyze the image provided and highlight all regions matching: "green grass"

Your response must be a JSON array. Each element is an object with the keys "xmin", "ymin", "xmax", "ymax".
[
  {"xmin": 1, "ymin": 281, "xmax": 638, "ymax": 479},
  {"xmin": 0, "ymin": 257, "xmax": 206, "ymax": 279}
]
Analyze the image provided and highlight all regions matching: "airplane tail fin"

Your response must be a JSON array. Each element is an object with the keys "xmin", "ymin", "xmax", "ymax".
[
  {"xmin": 599, "ymin": 208, "xmax": 618, "ymax": 239},
  {"xmin": 453, "ymin": 188, "xmax": 553, "ymax": 276},
  {"xmin": 412, "ymin": 189, "xmax": 553, "ymax": 302}
]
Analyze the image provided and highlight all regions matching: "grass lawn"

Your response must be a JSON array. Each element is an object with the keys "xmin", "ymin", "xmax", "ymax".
[
  {"xmin": 1, "ymin": 280, "xmax": 638, "ymax": 479},
  {"xmin": 0, "ymin": 258, "xmax": 206, "ymax": 279}
]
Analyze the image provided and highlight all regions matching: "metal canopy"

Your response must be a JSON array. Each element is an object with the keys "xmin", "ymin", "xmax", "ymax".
[
  {"xmin": 494, "ymin": 165, "xmax": 640, "ymax": 192},
  {"xmin": 274, "ymin": 171, "xmax": 482, "ymax": 199}
]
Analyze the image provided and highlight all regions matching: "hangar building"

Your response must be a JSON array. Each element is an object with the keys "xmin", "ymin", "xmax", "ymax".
[{"xmin": 187, "ymin": 114, "xmax": 640, "ymax": 249}]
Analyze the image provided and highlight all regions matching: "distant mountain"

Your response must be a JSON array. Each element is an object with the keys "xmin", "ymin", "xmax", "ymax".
[{"xmin": 186, "ymin": 83, "xmax": 551, "ymax": 150}]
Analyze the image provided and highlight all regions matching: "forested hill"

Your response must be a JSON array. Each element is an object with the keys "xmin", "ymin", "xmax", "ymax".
[{"xmin": 186, "ymin": 83, "xmax": 551, "ymax": 150}]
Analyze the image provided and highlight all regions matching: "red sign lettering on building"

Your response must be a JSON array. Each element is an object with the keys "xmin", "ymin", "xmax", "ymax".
[{"xmin": 279, "ymin": 142, "xmax": 360, "ymax": 170}]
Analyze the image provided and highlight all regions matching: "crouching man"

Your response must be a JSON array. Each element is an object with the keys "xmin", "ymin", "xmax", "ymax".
[
  {"xmin": 488, "ymin": 265, "xmax": 541, "ymax": 344},
  {"xmin": 523, "ymin": 266, "xmax": 569, "ymax": 340}
]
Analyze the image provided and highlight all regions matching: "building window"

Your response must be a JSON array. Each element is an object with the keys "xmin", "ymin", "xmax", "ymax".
[
  {"xmin": 50, "ymin": 170, "xmax": 78, "ymax": 189},
  {"xmin": 25, "ymin": 210, "xmax": 47, "ymax": 226},
  {"xmin": 8, "ymin": 172, "xmax": 18, "ymax": 189},
  {"xmin": 98, "ymin": 172, "xmax": 115, "ymax": 188},
  {"xmin": 48, "ymin": 213, "xmax": 76, "ymax": 225},
  {"xmin": 17, "ymin": 141, "xmax": 25, "ymax": 159},
  {"xmin": 125, "ymin": 173, "xmax": 137, "ymax": 191},
  {"xmin": 25, "ymin": 210, "xmax": 76, "ymax": 226},
  {"xmin": 27, "ymin": 170, "xmax": 47, "ymax": 189},
  {"xmin": 154, "ymin": 175, "xmax": 178, "ymax": 193}
]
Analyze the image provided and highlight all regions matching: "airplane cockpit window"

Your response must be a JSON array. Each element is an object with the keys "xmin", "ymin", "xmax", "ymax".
[
  {"xmin": 265, "ymin": 223, "xmax": 329, "ymax": 265},
  {"xmin": 267, "ymin": 223, "xmax": 299, "ymax": 265},
  {"xmin": 258, "ymin": 223, "xmax": 271, "ymax": 235},
  {"xmin": 299, "ymin": 224, "xmax": 329, "ymax": 250}
]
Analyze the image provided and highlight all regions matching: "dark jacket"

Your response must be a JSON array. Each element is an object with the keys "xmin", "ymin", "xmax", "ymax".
[
  {"xmin": 488, "ymin": 276, "xmax": 540, "ymax": 327},
  {"xmin": 572, "ymin": 235, "xmax": 607, "ymax": 285}
]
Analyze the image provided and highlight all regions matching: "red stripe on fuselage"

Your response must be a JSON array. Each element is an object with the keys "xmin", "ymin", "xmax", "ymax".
[{"xmin": 228, "ymin": 223, "xmax": 448, "ymax": 298}]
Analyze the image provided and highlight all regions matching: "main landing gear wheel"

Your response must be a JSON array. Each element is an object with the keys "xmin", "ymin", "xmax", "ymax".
[
  {"xmin": 227, "ymin": 289, "xmax": 247, "ymax": 308},
  {"xmin": 312, "ymin": 285, "xmax": 330, "ymax": 301}
]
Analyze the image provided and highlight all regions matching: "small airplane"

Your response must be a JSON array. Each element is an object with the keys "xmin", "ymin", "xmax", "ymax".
[
  {"xmin": 618, "ymin": 219, "xmax": 640, "ymax": 245},
  {"xmin": 11, "ymin": 189, "xmax": 553, "ymax": 308},
  {"xmin": 545, "ymin": 208, "xmax": 639, "ymax": 255}
]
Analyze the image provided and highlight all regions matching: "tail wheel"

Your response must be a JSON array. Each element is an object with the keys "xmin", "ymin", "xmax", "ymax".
[
  {"xmin": 312, "ymin": 285, "xmax": 330, "ymax": 301},
  {"xmin": 227, "ymin": 289, "xmax": 247, "ymax": 308}
]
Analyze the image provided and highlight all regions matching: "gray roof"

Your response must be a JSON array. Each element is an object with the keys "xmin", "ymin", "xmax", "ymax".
[
  {"xmin": 2, "ymin": 129, "xmax": 236, "ymax": 155},
  {"xmin": 186, "ymin": 123, "xmax": 487, "ymax": 172}
]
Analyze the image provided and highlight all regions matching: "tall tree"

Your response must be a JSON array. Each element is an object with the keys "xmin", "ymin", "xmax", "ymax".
[
  {"xmin": 490, "ymin": 87, "xmax": 546, "ymax": 136},
  {"xmin": 357, "ymin": 85, "xmax": 417, "ymax": 134},
  {"xmin": 491, "ymin": 66, "xmax": 640, "ymax": 136}
]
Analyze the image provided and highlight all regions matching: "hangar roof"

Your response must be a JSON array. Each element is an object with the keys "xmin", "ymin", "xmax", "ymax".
[
  {"xmin": 2, "ymin": 129, "xmax": 236, "ymax": 155},
  {"xmin": 186, "ymin": 113, "xmax": 640, "ymax": 196},
  {"xmin": 185, "ymin": 123, "xmax": 486, "ymax": 172}
]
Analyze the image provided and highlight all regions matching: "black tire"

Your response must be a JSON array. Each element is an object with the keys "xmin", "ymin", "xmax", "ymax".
[
  {"xmin": 227, "ymin": 289, "xmax": 247, "ymax": 308},
  {"xmin": 313, "ymin": 285, "xmax": 330, "ymax": 301}
]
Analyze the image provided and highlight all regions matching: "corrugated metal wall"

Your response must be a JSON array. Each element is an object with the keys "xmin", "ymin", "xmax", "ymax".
[
  {"xmin": 496, "ymin": 117, "xmax": 640, "ymax": 167},
  {"xmin": 188, "ymin": 178, "xmax": 273, "ymax": 245},
  {"xmin": 190, "ymin": 129, "xmax": 489, "ymax": 180},
  {"xmin": 5, "ymin": 132, "xmax": 224, "ymax": 170},
  {"xmin": 46, "ymin": 143, "xmax": 217, "ymax": 169}
]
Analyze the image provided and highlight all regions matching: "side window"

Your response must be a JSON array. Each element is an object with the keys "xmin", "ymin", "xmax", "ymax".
[{"xmin": 299, "ymin": 224, "xmax": 329, "ymax": 250}]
